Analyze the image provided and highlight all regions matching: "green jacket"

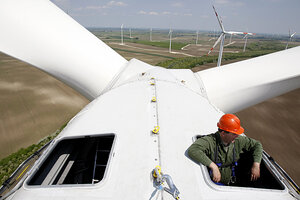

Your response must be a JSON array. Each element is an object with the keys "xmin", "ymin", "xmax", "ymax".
[{"xmin": 188, "ymin": 131, "xmax": 263, "ymax": 185}]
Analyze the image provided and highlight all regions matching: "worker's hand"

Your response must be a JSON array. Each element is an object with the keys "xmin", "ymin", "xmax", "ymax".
[
  {"xmin": 251, "ymin": 162, "xmax": 260, "ymax": 181},
  {"xmin": 209, "ymin": 162, "xmax": 221, "ymax": 182}
]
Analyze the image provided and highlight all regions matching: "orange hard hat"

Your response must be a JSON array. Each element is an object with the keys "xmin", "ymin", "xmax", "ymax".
[{"xmin": 217, "ymin": 114, "xmax": 244, "ymax": 135}]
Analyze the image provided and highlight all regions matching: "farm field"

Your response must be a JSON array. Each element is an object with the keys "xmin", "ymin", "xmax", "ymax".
[
  {"xmin": 0, "ymin": 28, "xmax": 299, "ymax": 186},
  {"xmin": 0, "ymin": 53, "xmax": 89, "ymax": 159}
]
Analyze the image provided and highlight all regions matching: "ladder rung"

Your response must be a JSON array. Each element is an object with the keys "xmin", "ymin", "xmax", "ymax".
[
  {"xmin": 97, "ymin": 150, "xmax": 110, "ymax": 152},
  {"xmin": 96, "ymin": 164, "xmax": 106, "ymax": 167}
]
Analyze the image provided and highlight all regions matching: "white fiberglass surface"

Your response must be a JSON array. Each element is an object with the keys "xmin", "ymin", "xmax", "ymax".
[
  {"xmin": 0, "ymin": 0, "xmax": 127, "ymax": 100},
  {"xmin": 197, "ymin": 47, "xmax": 300, "ymax": 113},
  {"xmin": 12, "ymin": 73, "xmax": 294, "ymax": 199}
]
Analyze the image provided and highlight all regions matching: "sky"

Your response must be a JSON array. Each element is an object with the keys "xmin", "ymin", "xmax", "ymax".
[{"xmin": 52, "ymin": 0, "xmax": 300, "ymax": 35}]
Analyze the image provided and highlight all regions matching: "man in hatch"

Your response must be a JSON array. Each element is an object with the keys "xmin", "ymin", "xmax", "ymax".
[{"xmin": 188, "ymin": 114, "xmax": 263, "ymax": 185}]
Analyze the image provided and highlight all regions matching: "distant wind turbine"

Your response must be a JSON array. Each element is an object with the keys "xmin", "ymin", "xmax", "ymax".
[
  {"xmin": 286, "ymin": 29, "xmax": 296, "ymax": 50},
  {"xmin": 120, "ymin": 24, "xmax": 124, "ymax": 45},
  {"xmin": 229, "ymin": 33, "xmax": 233, "ymax": 44},
  {"xmin": 129, "ymin": 28, "xmax": 132, "ymax": 39},
  {"xmin": 168, "ymin": 28, "xmax": 172, "ymax": 53},
  {"xmin": 207, "ymin": 6, "xmax": 255, "ymax": 67},
  {"xmin": 196, "ymin": 30, "xmax": 199, "ymax": 45},
  {"xmin": 150, "ymin": 28, "xmax": 152, "ymax": 41},
  {"xmin": 242, "ymin": 32, "xmax": 255, "ymax": 52},
  {"xmin": 243, "ymin": 34, "xmax": 248, "ymax": 52}
]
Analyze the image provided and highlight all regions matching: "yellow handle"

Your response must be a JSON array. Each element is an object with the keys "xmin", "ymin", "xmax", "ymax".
[
  {"xmin": 153, "ymin": 165, "xmax": 161, "ymax": 178},
  {"xmin": 152, "ymin": 126, "xmax": 160, "ymax": 134}
]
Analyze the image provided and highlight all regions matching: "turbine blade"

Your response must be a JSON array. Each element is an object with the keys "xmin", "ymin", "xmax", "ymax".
[
  {"xmin": 196, "ymin": 47, "xmax": 300, "ymax": 113},
  {"xmin": 207, "ymin": 33, "xmax": 223, "ymax": 55},
  {"xmin": 212, "ymin": 5, "xmax": 225, "ymax": 32},
  {"xmin": 0, "ymin": 0, "xmax": 127, "ymax": 100},
  {"xmin": 227, "ymin": 31, "xmax": 255, "ymax": 36}
]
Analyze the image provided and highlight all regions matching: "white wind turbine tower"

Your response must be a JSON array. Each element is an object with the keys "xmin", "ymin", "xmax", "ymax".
[
  {"xmin": 243, "ymin": 34, "xmax": 248, "ymax": 52},
  {"xmin": 243, "ymin": 33, "xmax": 255, "ymax": 52},
  {"xmin": 286, "ymin": 29, "xmax": 296, "ymax": 49},
  {"xmin": 168, "ymin": 28, "xmax": 173, "ymax": 53},
  {"xmin": 150, "ymin": 28, "xmax": 153, "ymax": 41},
  {"xmin": 196, "ymin": 30, "xmax": 199, "ymax": 45},
  {"xmin": 120, "ymin": 24, "xmax": 124, "ymax": 45},
  {"xmin": 129, "ymin": 28, "xmax": 132, "ymax": 38},
  {"xmin": 229, "ymin": 33, "xmax": 233, "ymax": 44},
  {"xmin": 243, "ymin": 29, "xmax": 255, "ymax": 52},
  {"xmin": 207, "ymin": 6, "xmax": 255, "ymax": 67}
]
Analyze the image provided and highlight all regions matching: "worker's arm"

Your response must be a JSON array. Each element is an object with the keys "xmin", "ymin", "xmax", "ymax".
[
  {"xmin": 188, "ymin": 136, "xmax": 221, "ymax": 182},
  {"xmin": 251, "ymin": 162, "xmax": 260, "ymax": 181},
  {"xmin": 237, "ymin": 136, "xmax": 263, "ymax": 164},
  {"xmin": 188, "ymin": 138, "xmax": 213, "ymax": 167},
  {"xmin": 209, "ymin": 162, "xmax": 221, "ymax": 182},
  {"xmin": 237, "ymin": 136, "xmax": 263, "ymax": 180}
]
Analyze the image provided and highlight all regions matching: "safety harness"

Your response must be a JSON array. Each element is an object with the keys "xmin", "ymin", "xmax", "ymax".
[
  {"xmin": 213, "ymin": 136, "xmax": 238, "ymax": 185},
  {"xmin": 152, "ymin": 166, "xmax": 181, "ymax": 200}
]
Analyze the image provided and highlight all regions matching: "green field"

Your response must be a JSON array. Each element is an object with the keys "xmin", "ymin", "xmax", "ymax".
[
  {"xmin": 0, "ymin": 125, "xmax": 65, "ymax": 185},
  {"xmin": 131, "ymin": 40, "xmax": 188, "ymax": 50}
]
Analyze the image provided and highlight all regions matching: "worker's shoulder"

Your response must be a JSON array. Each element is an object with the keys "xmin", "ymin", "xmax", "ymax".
[
  {"xmin": 235, "ymin": 135, "xmax": 249, "ymax": 142},
  {"xmin": 235, "ymin": 135, "xmax": 260, "ymax": 144},
  {"xmin": 196, "ymin": 133, "xmax": 216, "ymax": 143}
]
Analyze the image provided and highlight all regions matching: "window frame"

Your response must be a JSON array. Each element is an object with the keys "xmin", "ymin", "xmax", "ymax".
[{"xmin": 25, "ymin": 133, "xmax": 116, "ymax": 188}]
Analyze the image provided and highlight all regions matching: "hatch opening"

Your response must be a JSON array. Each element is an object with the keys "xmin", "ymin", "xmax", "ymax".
[{"xmin": 28, "ymin": 134, "xmax": 115, "ymax": 186}]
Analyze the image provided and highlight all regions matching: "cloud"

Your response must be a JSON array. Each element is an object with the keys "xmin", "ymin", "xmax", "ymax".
[
  {"xmin": 138, "ymin": 10, "xmax": 191, "ymax": 17},
  {"xmin": 107, "ymin": 1, "xmax": 127, "ymax": 7},
  {"xmin": 149, "ymin": 11, "xmax": 159, "ymax": 15},
  {"xmin": 162, "ymin": 11, "xmax": 171, "ymax": 15},
  {"xmin": 214, "ymin": 0, "xmax": 245, "ymax": 6},
  {"xmin": 138, "ymin": 10, "xmax": 159, "ymax": 15},
  {"xmin": 86, "ymin": 6, "xmax": 106, "ymax": 10},
  {"xmin": 138, "ymin": 10, "xmax": 147, "ymax": 15},
  {"xmin": 215, "ymin": 0, "xmax": 230, "ymax": 4},
  {"xmin": 172, "ymin": 2, "xmax": 183, "ymax": 7},
  {"xmin": 83, "ymin": 1, "xmax": 127, "ymax": 11}
]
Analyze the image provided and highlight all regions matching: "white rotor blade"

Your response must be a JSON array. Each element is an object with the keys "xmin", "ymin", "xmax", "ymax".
[
  {"xmin": 212, "ymin": 5, "xmax": 225, "ymax": 32},
  {"xmin": 0, "ymin": 0, "xmax": 128, "ymax": 100},
  {"xmin": 196, "ymin": 47, "xmax": 300, "ymax": 113},
  {"xmin": 226, "ymin": 31, "xmax": 244, "ymax": 35},
  {"xmin": 217, "ymin": 34, "xmax": 225, "ymax": 67},
  {"xmin": 291, "ymin": 32, "xmax": 296, "ymax": 38},
  {"xmin": 227, "ymin": 31, "xmax": 255, "ymax": 36},
  {"xmin": 207, "ymin": 33, "xmax": 224, "ymax": 55}
]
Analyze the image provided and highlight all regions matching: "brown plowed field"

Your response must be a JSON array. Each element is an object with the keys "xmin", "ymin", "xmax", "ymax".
[{"xmin": 0, "ymin": 53, "xmax": 89, "ymax": 158}]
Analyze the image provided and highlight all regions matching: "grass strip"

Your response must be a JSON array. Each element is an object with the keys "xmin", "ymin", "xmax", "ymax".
[
  {"xmin": 113, "ymin": 48, "xmax": 175, "ymax": 59},
  {"xmin": 157, "ymin": 50, "xmax": 275, "ymax": 69},
  {"xmin": 0, "ymin": 124, "xmax": 66, "ymax": 185},
  {"xmin": 132, "ymin": 40, "xmax": 188, "ymax": 50}
]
